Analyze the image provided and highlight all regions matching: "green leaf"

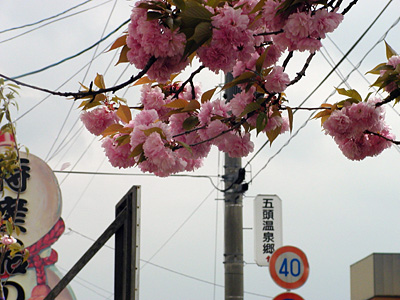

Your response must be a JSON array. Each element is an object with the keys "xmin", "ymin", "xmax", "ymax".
[
  {"xmin": 256, "ymin": 112, "xmax": 267, "ymax": 135},
  {"xmin": 385, "ymin": 41, "xmax": 398, "ymax": 60},
  {"xmin": 366, "ymin": 62, "xmax": 392, "ymax": 75},
  {"xmin": 182, "ymin": 116, "xmax": 200, "ymax": 130},
  {"xmin": 172, "ymin": 0, "xmax": 186, "ymax": 10},
  {"xmin": 180, "ymin": 0, "xmax": 213, "ymax": 28},
  {"xmin": 130, "ymin": 143, "xmax": 144, "ymax": 157},
  {"xmin": 256, "ymin": 47, "xmax": 269, "ymax": 74},
  {"xmin": 177, "ymin": 141, "xmax": 193, "ymax": 155},
  {"xmin": 239, "ymin": 102, "xmax": 261, "ymax": 118},
  {"xmin": 6, "ymin": 221, "xmax": 12, "ymax": 236},
  {"xmin": 190, "ymin": 21, "xmax": 212, "ymax": 44},
  {"xmin": 250, "ymin": 0, "xmax": 266, "ymax": 14},
  {"xmin": 335, "ymin": 88, "xmax": 362, "ymax": 102},
  {"xmin": 222, "ymin": 71, "xmax": 256, "ymax": 90},
  {"xmin": 147, "ymin": 11, "xmax": 164, "ymax": 21}
]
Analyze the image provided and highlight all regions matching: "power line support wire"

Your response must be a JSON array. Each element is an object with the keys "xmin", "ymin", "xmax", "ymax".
[{"xmin": 224, "ymin": 73, "xmax": 244, "ymax": 300}]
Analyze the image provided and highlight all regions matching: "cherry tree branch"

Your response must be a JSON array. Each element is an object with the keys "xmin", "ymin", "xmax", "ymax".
[
  {"xmin": 365, "ymin": 130, "xmax": 400, "ymax": 145},
  {"xmin": 287, "ymin": 52, "xmax": 316, "ymax": 87},
  {"xmin": 0, "ymin": 56, "xmax": 157, "ymax": 100},
  {"xmin": 375, "ymin": 88, "xmax": 400, "ymax": 107},
  {"xmin": 341, "ymin": 0, "xmax": 358, "ymax": 15},
  {"xmin": 254, "ymin": 29, "xmax": 284, "ymax": 37},
  {"xmin": 173, "ymin": 65, "xmax": 205, "ymax": 99}
]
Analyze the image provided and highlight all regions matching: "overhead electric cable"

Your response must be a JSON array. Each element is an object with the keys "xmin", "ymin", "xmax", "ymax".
[
  {"xmin": 14, "ymin": 43, "xmax": 111, "ymax": 122},
  {"xmin": 67, "ymin": 227, "xmax": 273, "ymax": 298},
  {"xmin": 0, "ymin": 0, "xmax": 93, "ymax": 34},
  {"xmin": 244, "ymin": 0, "xmax": 394, "ymax": 169},
  {"xmin": 10, "ymin": 18, "xmax": 129, "ymax": 80},
  {"xmin": 0, "ymin": 0, "xmax": 113, "ymax": 44},
  {"xmin": 45, "ymin": 0, "xmax": 119, "ymax": 162},
  {"xmin": 140, "ymin": 188, "xmax": 216, "ymax": 269}
]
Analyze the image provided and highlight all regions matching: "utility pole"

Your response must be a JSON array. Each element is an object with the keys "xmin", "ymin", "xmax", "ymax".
[{"xmin": 223, "ymin": 72, "xmax": 244, "ymax": 300}]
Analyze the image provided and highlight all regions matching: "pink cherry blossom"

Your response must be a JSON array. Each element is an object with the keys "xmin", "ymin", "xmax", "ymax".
[
  {"xmin": 102, "ymin": 135, "xmax": 136, "ymax": 168},
  {"xmin": 80, "ymin": 106, "xmax": 117, "ymax": 136},
  {"xmin": 264, "ymin": 66, "xmax": 290, "ymax": 93},
  {"xmin": 1, "ymin": 235, "xmax": 16, "ymax": 245}
]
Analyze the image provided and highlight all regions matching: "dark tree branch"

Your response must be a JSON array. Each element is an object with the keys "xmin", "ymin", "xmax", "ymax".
[
  {"xmin": 287, "ymin": 52, "xmax": 316, "ymax": 87},
  {"xmin": 365, "ymin": 130, "xmax": 400, "ymax": 145},
  {"xmin": 375, "ymin": 88, "xmax": 400, "ymax": 107},
  {"xmin": 282, "ymin": 51, "xmax": 294, "ymax": 71},
  {"xmin": 0, "ymin": 56, "xmax": 157, "ymax": 100},
  {"xmin": 341, "ymin": 0, "xmax": 358, "ymax": 15},
  {"xmin": 254, "ymin": 29, "xmax": 284, "ymax": 37},
  {"xmin": 173, "ymin": 65, "xmax": 205, "ymax": 99}
]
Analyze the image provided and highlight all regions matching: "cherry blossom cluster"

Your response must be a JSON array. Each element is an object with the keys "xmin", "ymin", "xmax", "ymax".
[
  {"xmin": 322, "ymin": 98, "xmax": 394, "ymax": 161},
  {"xmin": 77, "ymin": 0, "xmax": 398, "ymax": 176}
]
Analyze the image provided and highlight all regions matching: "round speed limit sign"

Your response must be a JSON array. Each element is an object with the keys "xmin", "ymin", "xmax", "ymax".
[{"xmin": 269, "ymin": 246, "xmax": 309, "ymax": 290}]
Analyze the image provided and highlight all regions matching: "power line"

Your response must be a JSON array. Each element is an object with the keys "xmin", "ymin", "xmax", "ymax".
[
  {"xmin": 9, "ymin": 18, "xmax": 129, "ymax": 80},
  {"xmin": 44, "ymin": 0, "xmax": 119, "ymax": 163},
  {"xmin": 0, "ymin": 0, "xmax": 113, "ymax": 44},
  {"xmin": 0, "ymin": 0, "xmax": 93, "ymax": 34},
  {"xmin": 66, "ymin": 227, "xmax": 273, "ymax": 298}
]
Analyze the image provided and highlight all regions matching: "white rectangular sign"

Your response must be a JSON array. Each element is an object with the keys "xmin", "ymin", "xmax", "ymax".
[{"xmin": 254, "ymin": 194, "xmax": 283, "ymax": 266}]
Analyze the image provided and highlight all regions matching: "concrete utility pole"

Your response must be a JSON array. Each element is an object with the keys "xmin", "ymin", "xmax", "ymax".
[{"xmin": 223, "ymin": 73, "xmax": 244, "ymax": 300}]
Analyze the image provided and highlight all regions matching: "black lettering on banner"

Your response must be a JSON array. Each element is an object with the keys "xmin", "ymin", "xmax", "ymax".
[
  {"xmin": 0, "ymin": 197, "xmax": 28, "ymax": 233},
  {"xmin": 3, "ymin": 281, "xmax": 25, "ymax": 300},
  {"xmin": 1, "ymin": 158, "xmax": 30, "ymax": 193}
]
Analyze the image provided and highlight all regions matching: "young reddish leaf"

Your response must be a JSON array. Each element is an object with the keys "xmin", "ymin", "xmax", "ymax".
[
  {"xmin": 133, "ymin": 76, "xmax": 156, "ymax": 86},
  {"xmin": 182, "ymin": 99, "xmax": 200, "ymax": 112},
  {"xmin": 117, "ymin": 105, "xmax": 132, "ymax": 123},
  {"xmin": 201, "ymin": 87, "xmax": 217, "ymax": 103},
  {"xmin": 164, "ymin": 98, "xmax": 189, "ymax": 109},
  {"xmin": 79, "ymin": 82, "xmax": 90, "ymax": 92},
  {"xmin": 94, "ymin": 74, "xmax": 106, "ymax": 89},
  {"xmin": 385, "ymin": 41, "xmax": 398, "ymax": 60},
  {"xmin": 266, "ymin": 126, "xmax": 281, "ymax": 145},
  {"xmin": 107, "ymin": 35, "xmax": 128, "ymax": 52},
  {"xmin": 102, "ymin": 123, "xmax": 124, "ymax": 137},
  {"xmin": 116, "ymin": 45, "xmax": 130, "ymax": 65},
  {"xmin": 143, "ymin": 127, "xmax": 166, "ymax": 139},
  {"xmin": 116, "ymin": 134, "xmax": 131, "ymax": 146}
]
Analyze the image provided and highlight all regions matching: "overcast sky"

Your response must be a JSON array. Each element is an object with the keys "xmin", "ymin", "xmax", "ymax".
[{"xmin": 1, "ymin": 0, "xmax": 400, "ymax": 299}]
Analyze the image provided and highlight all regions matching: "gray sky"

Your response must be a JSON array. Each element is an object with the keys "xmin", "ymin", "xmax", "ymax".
[{"xmin": 1, "ymin": 0, "xmax": 400, "ymax": 299}]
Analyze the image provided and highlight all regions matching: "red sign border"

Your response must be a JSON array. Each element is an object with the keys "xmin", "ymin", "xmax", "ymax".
[
  {"xmin": 273, "ymin": 292, "xmax": 304, "ymax": 300},
  {"xmin": 269, "ymin": 245, "xmax": 309, "ymax": 290}
]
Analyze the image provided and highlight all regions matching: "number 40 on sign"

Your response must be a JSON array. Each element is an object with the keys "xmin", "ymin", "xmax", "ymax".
[{"xmin": 269, "ymin": 246, "xmax": 309, "ymax": 290}]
